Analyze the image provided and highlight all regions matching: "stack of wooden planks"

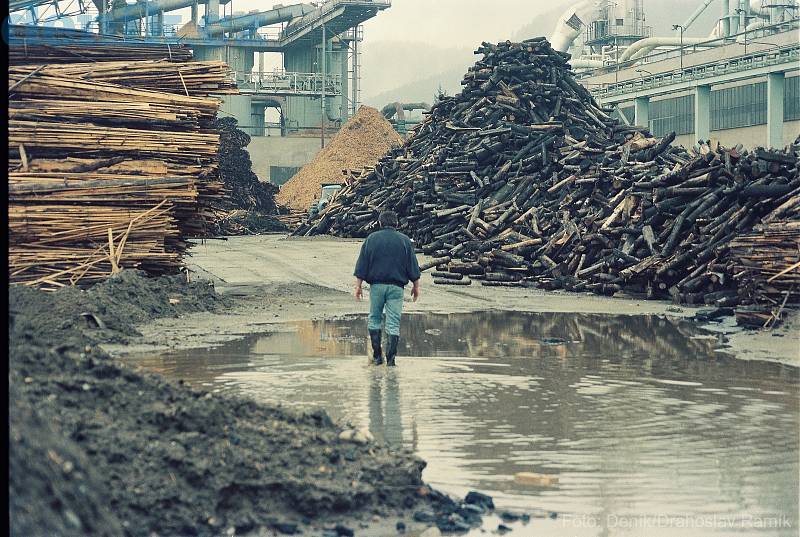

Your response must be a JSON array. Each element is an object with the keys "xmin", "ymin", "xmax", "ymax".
[
  {"xmin": 8, "ymin": 31, "xmax": 234, "ymax": 290},
  {"xmin": 8, "ymin": 24, "xmax": 194, "ymax": 64},
  {"xmin": 9, "ymin": 61, "xmax": 237, "ymax": 96}
]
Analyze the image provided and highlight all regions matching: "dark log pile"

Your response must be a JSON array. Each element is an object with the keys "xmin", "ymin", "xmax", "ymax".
[
  {"xmin": 296, "ymin": 39, "xmax": 800, "ymax": 317},
  {"xmin": 212, "ymin": 117, "xmax": 286, "ymax": 235}
]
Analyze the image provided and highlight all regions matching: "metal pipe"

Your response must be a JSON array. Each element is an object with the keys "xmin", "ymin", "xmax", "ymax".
[
  {"xmin": 681, "ymin": 0, "xmax": 717, "ymax": 34},
  {"xmin": 722, "ymin": 0, "xmax": 730, "ymax": 36},
  {"xmin": 548, "ymin": 0, "xmax": 599, "ymax": 53},
  {"xmin": 619, "ymin": 36, "xmax": 714, "ymax": 62},
  {"xmin": 102, "ymin": 0, "xmax": 232, "ymax": 23},
  {"xmin": 205, "ymin": 3, "xmax": 313, "ymax": 36},
  {"xmin": 569, "ymin": 58, "xmax": 605, "ymax": 68}
]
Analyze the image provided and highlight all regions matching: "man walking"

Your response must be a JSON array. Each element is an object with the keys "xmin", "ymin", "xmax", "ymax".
[{"xmin": 354, "ymin": 210, "xmax": 421, "ymax": 366}]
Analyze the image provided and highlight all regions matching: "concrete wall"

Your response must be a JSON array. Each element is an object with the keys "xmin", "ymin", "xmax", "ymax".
[
  {"xmin": 247, "ymin": 136, "xmax": 322, "ymax": 184},
  {"xmin": 674, "ymin": 119, "xmax": 800, "ymax": 150}
]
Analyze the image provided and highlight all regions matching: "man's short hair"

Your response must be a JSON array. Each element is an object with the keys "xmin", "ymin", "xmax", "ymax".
[{"xmin": 378, "ymin": 210, "xmax": 399, "ymax": 228}]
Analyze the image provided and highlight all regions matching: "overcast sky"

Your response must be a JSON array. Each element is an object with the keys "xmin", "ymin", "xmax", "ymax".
[
  {"xmin": 189, "ymin": 0, "xmax": 576, "ymax": 47},
  {"xmin": 356, "ymin": 0, "xmax": 574, "ymax": 46}
]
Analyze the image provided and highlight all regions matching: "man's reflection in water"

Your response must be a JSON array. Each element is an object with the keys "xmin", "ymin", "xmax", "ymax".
[{"xmin": 368, "ymin": 369, "xmax": 403, "ymax": 447}]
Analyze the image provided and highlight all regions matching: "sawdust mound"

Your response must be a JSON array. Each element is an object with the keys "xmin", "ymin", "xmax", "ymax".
[{"xmin": 276, "ymin": 106, "xmax": 403, "ymax": 211}]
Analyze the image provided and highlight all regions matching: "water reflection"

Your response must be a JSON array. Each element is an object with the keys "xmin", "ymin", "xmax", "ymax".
[
  {"xmin": 369, "ymin": 370, "xmax": 404, "ymax": 448},
  {"xmin": 133, "ymin": 312, "xmax": 800, "ymax": 537}
]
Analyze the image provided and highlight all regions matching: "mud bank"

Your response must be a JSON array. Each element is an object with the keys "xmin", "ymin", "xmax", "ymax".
[{"xmin": 9, "ymin": 271, "xmax": 496, "ymax": 536}]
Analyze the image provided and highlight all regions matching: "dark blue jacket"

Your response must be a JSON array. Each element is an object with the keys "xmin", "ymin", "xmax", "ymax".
[{"xmin": 354, "ymin": 228, "xmax": 421, "ymax": 287}]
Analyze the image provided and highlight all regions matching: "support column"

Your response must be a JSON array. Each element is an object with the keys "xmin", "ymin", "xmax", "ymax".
[
  {"xmin": 207, "ymin": 0, "xmax": 219, "ymax": 24},
  {"xmin": 767, "ymin": 72, "xmax": 785, "ymax": 149},
  {"xmin": 321, "ymin": 24, "xmax": 327, "ymax": 149},
  {"xmin": 694, "ymin": 85, "xmax": 711, "ymax": 143},
  {"xmin": 634, "ymin": 97, "xmax": 650, "ymax": 129},
  {"xmin": 190, "ymin": 1, "xmax": 198, "ymax": 23}
]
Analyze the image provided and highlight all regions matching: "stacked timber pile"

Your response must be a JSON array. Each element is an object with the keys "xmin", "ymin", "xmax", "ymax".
[
  {"xmin": 8, "ymin": 24, "xmax": 194, "ymax": 64},
  {"xmin": 729, "ymin": 190, "xmax": 800, "ymax": 327},
  {"xmin": 8, "ymin": 40, "xmax": 233, "ymax": 289},
  {"xmin": 297, "ymin": 39, "xmax": 800, "ymax": 316},
  {"xmin": 10, "ymin": 61, "xmax": 237, "ymax": 96},
  {"xmin": 276, "ymin": 106, "xmax": 403, "ymax": 211}
]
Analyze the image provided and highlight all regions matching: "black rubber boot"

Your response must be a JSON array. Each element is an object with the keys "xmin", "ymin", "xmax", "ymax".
[
  {"xmin": 386, "ymin": 335, "xmax": 399, "ymax": 367},
  {"xmin": 369, "ymin": 329, "xmax": 383, "ymax": 365}
]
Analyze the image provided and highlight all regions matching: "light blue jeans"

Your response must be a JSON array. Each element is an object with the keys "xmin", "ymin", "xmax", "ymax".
[{"xmin": 368, "ymin": 283, "xmax": 404, "ymax": 336}]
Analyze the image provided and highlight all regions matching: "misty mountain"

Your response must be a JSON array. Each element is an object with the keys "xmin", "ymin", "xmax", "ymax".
[
  {"xmin": 363, "ymin": 65, "xmax": 467, "ymax": 109},
  {"xmin": 360, "ymin": 41, "xmax": 474, "ymax": 104}
]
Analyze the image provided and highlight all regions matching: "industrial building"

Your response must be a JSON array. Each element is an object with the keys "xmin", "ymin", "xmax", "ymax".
[
  {"xmin": 9, "ymin": 0, "xmax": 391, "ymax": 184},
  {"xmin": 551, "ymin": 0, "xmax": 799, "ymax": 149},
  {"xmin": 9, "ymin": 0, "xmax": 799, "ymax": 183}
]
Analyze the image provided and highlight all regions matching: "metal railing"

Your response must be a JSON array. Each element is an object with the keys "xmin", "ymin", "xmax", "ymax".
[
  {"xmin": 280, "ymin": 0, "xmax": 391, "ymax": 42},
  {"xmin": 235, "ymin": 70, "xmax": 343, "ymax": 96},
  {"xmin": 586, "ymin": 19, "xmax": 653, "ymax": 42},
  {"xmin": 590, "ymin": 43, "xmax": 800, "ymax": 100}
]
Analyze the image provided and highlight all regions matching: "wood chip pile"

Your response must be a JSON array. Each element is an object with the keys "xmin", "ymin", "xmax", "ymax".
[
  {"xmin": 8, "ymin": 30, "xmax": 234, "ymax": 289},
  {"xmin": 275, "ymin": 106, "xmax": 403, "ymax": 211},
  {"xmin": 296, "ymin": 39, "xmax": 800, "ymax": 325}
]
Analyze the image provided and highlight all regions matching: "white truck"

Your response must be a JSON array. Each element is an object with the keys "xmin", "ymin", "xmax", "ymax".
[{"xmin": 307, "ymin": 183, "xmax": 343, "ymax": 220}]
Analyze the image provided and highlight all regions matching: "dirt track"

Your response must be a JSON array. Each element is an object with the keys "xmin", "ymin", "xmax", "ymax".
[{"xmin": 111, "ymin": 235, "xmax": 799, "ymax": 366}]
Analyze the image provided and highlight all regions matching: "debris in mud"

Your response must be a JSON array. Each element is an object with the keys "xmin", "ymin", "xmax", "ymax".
[
  {"xmin": 514, "ymin": 472, "xmax": 559, "ymax": 486},
  {"xmin": 9, "ymin": 269, "xmax": 495, "ymax": 536}
]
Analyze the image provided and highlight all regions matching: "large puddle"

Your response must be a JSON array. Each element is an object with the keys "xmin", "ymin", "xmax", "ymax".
[{"xmin": 134, "ymin": 312, "xmax": 799, "ymax": 536}]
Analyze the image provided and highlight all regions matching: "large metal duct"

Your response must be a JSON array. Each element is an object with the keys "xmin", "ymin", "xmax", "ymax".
[
  {"xmin": 569, "ymin": 58, "xmax": 605, "ymax": 68},
  {"xmin": 680, "ymin": 0, "xmax": 717, "ymax": 34},
  {"xmin": 619, "ymin": 36, "xmax": 713, "ymax": 63},
  {"xmin": 205, "ymin": 3, "xmax": 314, "ymax": 36},
  {"xmin": 381, "ymin": 102, "xmax": 431, "ymax": 120},
  {"xmin": 548, "ymin": 0, "xmax": 601, "ymax": 53},
  {"xmin": 102, "ymin": 0, "xmax": 232, "ymax": 23}
]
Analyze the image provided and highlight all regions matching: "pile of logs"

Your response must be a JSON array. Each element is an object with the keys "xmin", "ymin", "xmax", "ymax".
[
  {"xmin": 297, "ymin": 39, "xmax": 800, "ymax": 321},
  {"xmin": 211, "ymin": 117, "xmax": 286, "ymax": 235},
  {"xmin": 8, "ymin": 33, "xmax": 233, "ymax": 289},
  {"xmin": 729, "ymin": 212, "xmax": 800, "ymax": 327}
]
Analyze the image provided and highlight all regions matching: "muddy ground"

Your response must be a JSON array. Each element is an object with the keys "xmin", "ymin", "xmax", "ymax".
[
  {"xmin": 10, "ymin": 235, "xmax": 798, "ymax": 537},
  {"xmin": 109, "ymin": 235, "xmax": 799, "ymax": 366},
  {"xmin": 9, "ymin": 271, "xmax": 495, "ymax": 537}
]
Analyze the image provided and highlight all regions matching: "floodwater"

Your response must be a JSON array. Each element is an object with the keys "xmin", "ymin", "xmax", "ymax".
[{"xmin": 136, "ymin": 312, "xmax": 800, "ymax": 537}]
